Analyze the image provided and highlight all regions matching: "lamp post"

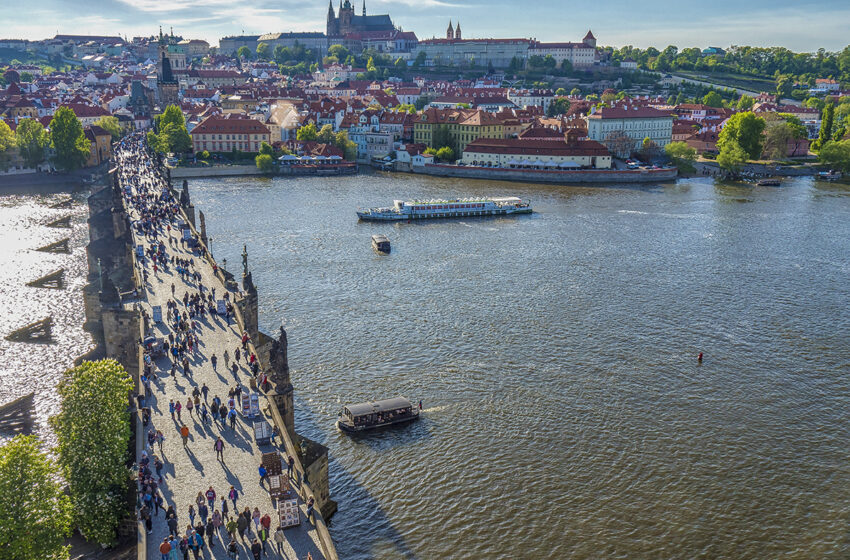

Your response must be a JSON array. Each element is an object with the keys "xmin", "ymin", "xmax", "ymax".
[
  {"xmin": 222, "ymin": 258, "xmax": 227, "ymax": 271},
  {"xmin": 208, "ymin": 236, "xmax": 212, "ymax": 255}
]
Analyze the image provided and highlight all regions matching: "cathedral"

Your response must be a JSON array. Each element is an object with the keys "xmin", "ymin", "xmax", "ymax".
[{"xmin": 326, "ymin": 0, "xmax": 396, "ymax": 38}]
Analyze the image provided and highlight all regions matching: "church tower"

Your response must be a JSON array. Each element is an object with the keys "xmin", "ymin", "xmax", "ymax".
[
  {"xmin": 455, "ymin": 22, "xmax": 461, "ymax": 40},
  {"xmin": 326, "ymin": 0, "xmax": 338, "ymax": 36},
  {"xmin": 446, "ymin": 20, "xmax": 454, "ymax": 40},
  {"xmin": 339, "ymin": 0, "xmax": 354, "ymax": 35},
  {"xmin": 362, "ymin": 0, "xmax": 366, "ymax": 16}
]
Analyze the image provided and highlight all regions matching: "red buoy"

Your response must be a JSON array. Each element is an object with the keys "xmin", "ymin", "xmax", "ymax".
[{"xmin": 698, "ymin": 352, "xmax": 703, "ymax": 363}]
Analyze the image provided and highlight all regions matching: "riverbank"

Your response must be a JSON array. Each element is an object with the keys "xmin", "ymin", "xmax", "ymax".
[
  {"xmin": 411, "ymin": 163, "xmax": 678, "ymax": 183},
  {"xmin": 171, "ymin": 162, "xmax": 357, "ymax": 179}
]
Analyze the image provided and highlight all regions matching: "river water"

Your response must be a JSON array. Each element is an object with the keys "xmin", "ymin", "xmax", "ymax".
[
  {"xmin": 190, "ymin": 172, "xmax": 850, "ymax": 560},
  {"xmin": 0, "ymin": 187, "xmax": 93, "ymax": 446}
]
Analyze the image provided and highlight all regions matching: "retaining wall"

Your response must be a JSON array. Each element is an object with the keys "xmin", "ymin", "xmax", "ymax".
[{"xmin": 413, "ymin": 163, "xmax": 679, "ymax": 184}]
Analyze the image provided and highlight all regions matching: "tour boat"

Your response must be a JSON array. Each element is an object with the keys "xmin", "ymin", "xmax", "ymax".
[
  {"xmin": 756, "ymin": 178, "xmax": 781, "ymax": 186},
  {"xmin": 356, "ymin": 197, "xmax": 532, "ymax": 221},
  {"xmin": 371, "ymin": 234, "xmax": 391, "ymax": 253},
  {"xmin": 337, "ymin": 397, "xmax": 420, "ymax": 433}
]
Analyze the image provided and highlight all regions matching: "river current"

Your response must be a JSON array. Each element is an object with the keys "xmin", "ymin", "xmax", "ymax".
[
  {"xmin": 0, "ymin": 187, "xmax": 93, "ymax": 446},
  {"xmin": 187, "ymin": 173, "xmax": 849, "ymax": 558}
]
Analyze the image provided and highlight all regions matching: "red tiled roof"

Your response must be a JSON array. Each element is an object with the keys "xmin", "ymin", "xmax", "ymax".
[
  {"xmin": 464, "ymin": 137, "xmax": 610, "ymax": 157},
  {"xmin": 588, "ymin": 107, "xmax": 673, "ymax": 119},
  {"xmin": 190, "ymin": 115, "xmax": 270, "ymax": 135}
]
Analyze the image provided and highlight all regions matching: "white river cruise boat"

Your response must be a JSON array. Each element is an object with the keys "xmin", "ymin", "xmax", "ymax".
[{"xmin": 357, "ymin": 197, "xmax": 532, "ymax": 221}]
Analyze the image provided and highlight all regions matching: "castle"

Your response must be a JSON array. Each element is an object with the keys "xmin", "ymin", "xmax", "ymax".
[{"xmin": 326, "ymin": 0, "xmax": 396, "ymax": 38}]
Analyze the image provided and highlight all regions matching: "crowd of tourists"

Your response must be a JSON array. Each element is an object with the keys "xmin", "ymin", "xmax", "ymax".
[{"xmin": 116, "ymin": 134, "xmax": 316, "ymax": 560}]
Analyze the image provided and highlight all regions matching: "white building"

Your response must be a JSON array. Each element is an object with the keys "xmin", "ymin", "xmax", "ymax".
[
  {"xmin": 527, "ymin": 31, "xmax": 598, "ymax": 68},
  {"xmin": 586, "ymin": 106, "xmax": 674, "ymax": 156}
]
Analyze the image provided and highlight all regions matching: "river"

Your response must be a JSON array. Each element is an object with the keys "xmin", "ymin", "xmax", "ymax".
[
  {"xmin": 0, "ymin": 187, "xmax": 94, "ymax": 446},
  {"xmin": 190, "ymin": 172, "xmax": 850, "ymax": 559}
]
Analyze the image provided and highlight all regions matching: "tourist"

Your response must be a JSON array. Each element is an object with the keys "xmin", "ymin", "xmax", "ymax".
[
  {"xmin": 258, "ymin": 524, "xmax": 270, "ymax": 555},
  {"xmin": 159, "ymin": 537, "xmax": 171, "ymax": 560},
  {"xmin": 156, "ymin": 429, "xmax": 165, "ymax": 453},
  {"xmin": 287, "ymin": 455, "xmax": 295, "ymax": 479},
  {"xmin": 236, "ymin": 512, "xmax": 248, "ymax": 542},
  {"xmin": 180, "ymin": 425, "xmax": 189, "ymax": 447},
  {"xmin": 273, "ymin": 526, "xmax": 285, "ymax": 555},
  {"xmin": 229, "ymin": 485, "xmax": 239, "ymax": 510},
  {"xmin": 167, "ymin": 513, "xmax": 178, "ymax": 535},
  {"xmin": 175, "ymin": 400, "xmax": 182, "ymax": 422},
  {"xmin": 198, "ymin": 502, "xmax": 208, "ymax": 524},
  {"xmin": 252, "ymin": 506, "xmax": 261, "ymax": 532},
  {"xmin": 270, "ymin": 424, "xmax": 279, "ymax": 446},
  {"xmin": 186, "ymin": 397, "xmax": 194, "ymax": 418},
  {"xmin": 206, "ymin": 517, "xmax": 216, "ymax": 548},
  {"xmin": 250, "ymin": 538, "xmax": 262, "ymax": 560},
  {"xmin": 169, "ymin": 399, "xmax": 175, "ymax": 419},
  {"xmin": 306, "ymin": 496, "xmax": 315, "ymax": 524},
  {"xmin": 188, "ymin": 505, "xmax": 195, "ymax": 526},
  {"xmin": 201, "ymin": 382, "xmax": 209, "ymax": 402},
  {"xmin": 211, "ymin": 354, "xmax": 217, "ymax": 370},
  {"xmin": 221, "ymin": 496, "xmax": 230, "ymax": 520},
  {"xmin": 227, "ymin": 538, "xmax": 238, "ymax": 559},
  {"xmin": 206, "ymin": 486, "xmax": 217, "ymax": 510},
  {"xmin": 259, "ymin": 463, "xmax": 268, "ymax": 487},
  {"xmin": 214, "ymin": 437, "xmax": 224, "ymax": 461}
]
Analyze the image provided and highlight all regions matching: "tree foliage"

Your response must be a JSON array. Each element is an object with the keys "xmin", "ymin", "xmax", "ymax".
[
  {"xmin": 0, "ymin": 435, "xmax": 73, "ymax": 560},
  {"xmin": 296, "ymin": 122, "xmax": 318, "ymax": 142},
  {"xmin": 717, "ymin": 138, "xmax": 748, "ymax": 172},
  {"xmin": 49, "ymin": 106, "xmax": 90, "ymax": 171},
  {"xmin": 255, "ymin": 153, "xmax": 274, "ymax": 172},
  {"xmin": 717, "ymin": 112, "xmax": 766, "ymax": 160},
  {"xmin": 763, "ymin": 121, "xmax": 795, "ymax": 160},
  {"xmin": 237, "ymin": 46, "xmax": 253, "ymax": 60},
  {"xmin": 546, "ymin": 97, "xmax": 571, "ymax": 117},
  {"xmin": 93, "ymin": 116, "xmax": 122, "ymax": 140},
  {"xmin": 664, "ymin": 141, "xmax": 696, "ymax": 172},
  {"xmin": 150, "ymin": 106, "xmax": 190, "ymax": 153},
  {"xmin": 435, "ymin": 146, "xmax": 455, "ymax": 162},
  {"xmin": 15, "ymin": 118, "xmax": 48, "ymax": 168},
  {"xmin": 817, "ymin": 103, "xmax": 835, "ymax": 148},
  {"xmin": 50, "ymin": 359, "xmax": 133, "ymax": 546},
  {"xmin": 258, "ymin": 141, "xmax": 274, "ymax": 157},
  {"xmin": 818, "ymin": 140, "xmax": 850, "ymax": 172},
  {"xmin": 256, "ymin": 42, "xmax": 270, "ymax": 60},
  {"xmin": 0, "ymin": 120, "xmax": 16, "ymax": 170}
]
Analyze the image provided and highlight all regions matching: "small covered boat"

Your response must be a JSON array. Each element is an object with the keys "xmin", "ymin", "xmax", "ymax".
[
  {"xmin": 337, "ymin": 397, "xmax": 420, "ymax": 433},
  {"xmin": 756, "ymin": 178, "xmax": 781, "ymax": 186},
  {"xmin": 371, "ymin": 234, "xmax": 391, "ymax": 253}
]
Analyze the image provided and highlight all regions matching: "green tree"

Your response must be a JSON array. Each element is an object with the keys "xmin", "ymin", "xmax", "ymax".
[
  {"xmin": 570, "ymin": 87, "xmax": 581, "ymax": 96},
  {"xmin": 317, "ymin": 124, "xmax": 335, "ymax": 144},
  {"xmin": 49, "ymin": 106, "xmax": 90, "ymax": 171},
  {"xmin": 817, "ymin": 103, "xmax": 835, "ymax": 148},
  {"xmin": 0, "ymin": 122, "xmax": 15, "ymax": 169},
  {"xmin": 255, "ymin": 153, "xmax": 274, "ymax": 172},
  {"xmin": 717, "ymin": 138, "xmax": 748, "ymax": 173},
  {"xmin": 366, "ymin": 57, "xmax": 377, "ymax": 74},
  {"xmin": 237, "ymin": 46, "xmax": 253, "ymax": 60},
  {"xmin": 776, "ymin": 75, "xmax": 793, "ymax": 99},
  {"xmin": 546, "ymin": 97, "xmax": 571, "ymax": 117},
  {"xmin": 297, "ymin": 122, "xmax": 318, "ymax": 142},
  {"xmin": 20, "ymin": 71, "xmax": 33, "ymax": 82},
  {"xmin": 0, "ymin": 435, "xmax": 74, "ymax": 560},
  {"xmin": 413, "ymin": 51, "xmax": 426, "ymax": 68},
  {"xmin": 555, "ymin": 88, "xmax": 566, "ymax": 96},
  {"xmin": 258, "ymin": 141, "xmax": 274, "ymax": 157},
  {"xmin": 818, "ymin": 140, "xmax": 850, "ymax": 172},
  {"xmin": 328, "ymin": 44, "xmax": 350, "ymax": 61},
  {"xmin": 435, "ymin": 146, "xmax": 455, "ymax": 162},
  {"xmin": 717, "ymin": 111, "xmax": 766, "ymax": 160},
  {"xmin": 15, "ymin": 118, "xmax": 48, "ymax": 168},
  {"xmin": 332, "ymin": 130, "xmax": 357, "ymax": 160},
  {"xmin": 736, "ymin": 95, "xmax": 755, "ymax": 111},
  {"xmin": 50, "ymin": 359, "xmax": 133, "ymax": 546},
  {"xmin": 664, "ymin": 141, "xmax": 697, "ymax": 172},
  {"xmin": 93, "ymin": 116, "xmax": 122, "ymax": 140},
  {"xmin": 394, "ymin": 57, "xmax": 406, "ymax": 71},
  {"xmin": 161, "ymin": 122, "xmax": 191, "ymax": 153},
  {"xmin": 763, "ymin": 121, "xmax": 794, "ymax": 160},
  {"xmin": 256, "ymin": 42, "xmax": 270, "ymax": 60},
  {"xmin": 155, "ymin": 105, "xmax": 185, "ymax": 133},
  {"xmin": 702, "ymin": 91, "xmax": 723, "ymax": 107}
]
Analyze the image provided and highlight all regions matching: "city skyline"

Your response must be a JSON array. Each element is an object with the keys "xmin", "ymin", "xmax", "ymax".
[{"xmin": 2, "ymin": 0, "xmax": 849, "ymax": 52}]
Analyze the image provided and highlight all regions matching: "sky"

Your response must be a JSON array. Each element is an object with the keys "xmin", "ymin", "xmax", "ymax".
[{"xmin": 2, "ymin": 0, "xmax": 849, "ymax": 52}]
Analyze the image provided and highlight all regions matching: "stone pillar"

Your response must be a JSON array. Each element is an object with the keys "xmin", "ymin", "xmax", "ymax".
[
  {"xmin": 199, "ymin": 210, "xmax": 208, "ymax": 247},
  {"xmin": 265, "ymin": 327, "xmax": 295, "ymax": 439}
]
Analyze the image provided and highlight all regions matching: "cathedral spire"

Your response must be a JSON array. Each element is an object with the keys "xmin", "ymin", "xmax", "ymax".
[
  {"xmin": 447, "ymin": 20, "xmax": 454, "ymax": 40},
  {"xmin": 455, "ymin": 22, "xmax": 461, "ymax": 40},
  {"xmin": 362, "ymin": 0, "xmax": 366, "ymax": 16}
]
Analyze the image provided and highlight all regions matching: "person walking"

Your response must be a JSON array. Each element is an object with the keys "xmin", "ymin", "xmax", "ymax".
[
  {"xmin": 306, "ymin": 496, "xmax": 315, "ymax": 524},
  {"xmin": 287, "ymin": 455, "xmax": 295, "ymax": 479},
  {"xmin": 159, "ymin": 537, "xmax": 172, "ymax": 560},
  {"xmin": 167, "ymin": 513, "xmax": 178, "ymax": 535},
  {"xmin": 214, "ymin": 436, "xmax": 225, "ymax": 462},
  {"xmin": 221, "ymin": 496, "xmax": 230, "ymax": 520},
  {"xmin": 273, "ymin": 526, "xmax": 285, "ymax": 556},
  {"xmin": 180, "ymin": 424, "xmax": 190, "ymax": 447},
  {"xmin": 252, "ymin": 507, "xmax": 261, "ymax": 533},
  {"xmin": 258, "ymin": 525, "xmax": 270, "ymax": 556},
  {"xmin": 201, "ymin": 383, "xmax": 209, "ymax": 402},
  {"xmin": 211, "ymin": 354, "xmax": 218, "ymax": 370},
  {"xmin": 258, "ymin": 463, "xmax": 268, "ymax": 487},
  {"xmin": 156, "ymin": 429, "xmax": 165, "ymax": 454},
  {"xmin": 228, "ymin": 486, "xmax": 239, "ymax": 511},
  {"xmin": 186, "ymin": 397, "xmax": 194, "ymax": 418},
  {"xmin": 250, "ymin": 538, "xmax": 262, "ymax": 560},
  {"xmin": 198, "ymin": 502, "xmax": 208, "ymax": 525},
  {"xmin": 225, "ymin": 516, "xmax": 237, "ymax": 540},
  {"xmin": 175, "ymin": 400, "xmax": 182, "ymax": 422},
  {"xmin": 236, "ymin": 512, "xmax": 248, "ymax": 542},
  {"xmin": 228, "ymin": 407, "xmax": 237, "ymax": 429},
  {"xmin": 206, "ymin": 486, "xmax": 217, "ymax": 510},
  {"xmin": 169, "ymin": 399, "xmax": 176, "ymax": 419},
  {"xmin": 188, "ymin": 505, "xmax": 196, "ymax": 527},
  {"xmin": 227, "ymin": 537, "xmax": 238, "ymax": 559},
  {"xmin": 220, "ymin": 403, "xmax": 229, "ymax": 428},
  {"xmin": 206, "ymin": 517, "xmax": 216, "ymax": 548}
]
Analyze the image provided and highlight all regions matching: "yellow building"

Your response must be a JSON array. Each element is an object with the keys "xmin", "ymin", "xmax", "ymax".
[
  {"xmin": 84, "ymin": 125, "xmax": 113, "ymax": 167},
  {"xmin": 413, "ymin": 108, "xmax": 504, "ymax": 152}
]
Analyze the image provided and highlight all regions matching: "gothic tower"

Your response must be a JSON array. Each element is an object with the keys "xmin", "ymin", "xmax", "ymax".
[
  {"xmin": 362, "ymin": 0, "xmax": 366, "ymax": 16},
  {"xmin": 455, "ymin": 22, "xmax": 461, "ymax": 40},
  {"xmin": 326, "ymin": 0, "xmax": 338, "ymax": 36},
  {"xmin": 446, "ymin": 20, "xmax": 454, "ymax": 40},
  {"xmin": 339, "ymin": 0, "xmax": 354, "ymax": 35}
]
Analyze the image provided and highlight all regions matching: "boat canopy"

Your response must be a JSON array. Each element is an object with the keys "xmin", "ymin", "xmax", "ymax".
[{"xmin": 345, "ymin": 397, "xmax": 412, "ymax": 417}]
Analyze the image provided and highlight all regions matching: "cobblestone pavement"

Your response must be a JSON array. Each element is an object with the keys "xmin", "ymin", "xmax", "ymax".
[{"xmin": 124, "ymin": 161, "xmax": 324, "ymax": 560}]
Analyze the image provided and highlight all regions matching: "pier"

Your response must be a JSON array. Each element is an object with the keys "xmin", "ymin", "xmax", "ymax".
[{"xmin": 108, "ymin": 137, "xmax": 337, "ymax": 559}]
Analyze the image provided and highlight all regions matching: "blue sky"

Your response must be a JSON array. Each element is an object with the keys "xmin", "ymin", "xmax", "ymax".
[{"xmin": 3, "ymin": 0, "xmax": 849, "ymax": 52}]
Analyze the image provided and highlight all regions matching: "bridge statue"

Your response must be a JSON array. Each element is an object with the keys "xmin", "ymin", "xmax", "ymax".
[{"xmin": 268, "ymin": 325, "xmax": 289, "ymax": 384}]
